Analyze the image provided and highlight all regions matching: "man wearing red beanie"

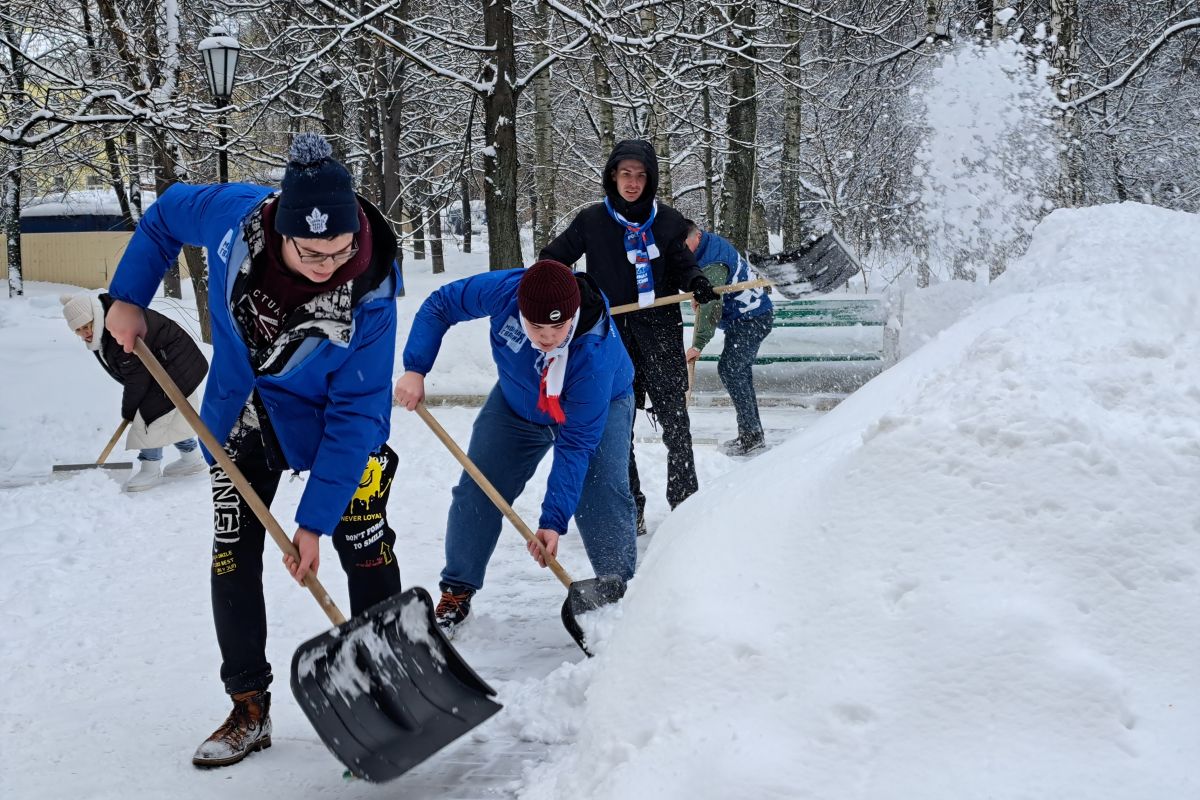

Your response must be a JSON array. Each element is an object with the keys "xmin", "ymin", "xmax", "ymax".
[{"xmin": 394, "ymin": 260, "xmax": 637, "ymax": 632}]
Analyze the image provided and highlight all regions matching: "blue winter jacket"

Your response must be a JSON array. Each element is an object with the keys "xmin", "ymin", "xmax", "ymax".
[
  {"xmin": 403, "ymin": 269, "xmax": 634, "ymax": 534},
  {"xmin": 107, "ymin": 182, "xmax": 401, "ymax": 536},
  {"xmin": 693, "ymin": 231, "xmax": 773, "ymax": 326}
]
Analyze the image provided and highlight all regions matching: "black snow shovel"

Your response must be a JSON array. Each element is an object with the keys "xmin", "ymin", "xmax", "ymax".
[
  {"xmin": 51, "ymin": 419, "xmax": 135, "ymax": 477},
  {"xmin": 132, "ymin": 339, "xmax": 501, "ymax": 783},
  {"xmin": 415, "ymin": 403, "xmax": 627, "ymax": 656},
  {"xmin": 606, "ymin": 230, "xmax": 861, "ymax": 318},
  {"xmin": 748, "ymin": 230, "xmax": 863, "ymax": 297}
]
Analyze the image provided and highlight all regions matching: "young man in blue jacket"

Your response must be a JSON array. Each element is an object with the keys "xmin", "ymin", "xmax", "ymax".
[
  {"xmin": 104, "ymin": 134, "xmax": 403, "ymax": 768},
  {"xmin": 393, "ymin": 260, "xmax": 637, "ymax": 632},
  {"xmin": 683, "ymin": 221, "xmax": 775, "ymax": 456}
]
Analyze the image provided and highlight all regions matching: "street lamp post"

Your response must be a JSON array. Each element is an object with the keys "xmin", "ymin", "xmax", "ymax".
[{"xmin": 198, "ymin": 27, "xmax": 241, "ymax": 183}]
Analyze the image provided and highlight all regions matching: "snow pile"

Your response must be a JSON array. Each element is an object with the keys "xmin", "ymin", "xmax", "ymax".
[{"xmin": 520, "ymin": 202, "xmax": 1200, "ymax": 799}]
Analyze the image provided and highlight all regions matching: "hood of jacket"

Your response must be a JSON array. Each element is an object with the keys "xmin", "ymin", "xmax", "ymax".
[{"xmin": 602, "ymin": 139, "xmax": 660, "ymax": 222}]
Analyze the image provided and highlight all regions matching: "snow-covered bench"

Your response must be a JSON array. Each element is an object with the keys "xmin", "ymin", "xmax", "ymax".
[{"xmin": 681, "ymin": 295, "xmax": 892, "ymax": 365}]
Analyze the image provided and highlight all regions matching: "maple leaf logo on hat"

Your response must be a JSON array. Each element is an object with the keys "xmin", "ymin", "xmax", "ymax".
[{"xmin": 305, "ymin": 207, "xmax": 329, "ymax": 234}]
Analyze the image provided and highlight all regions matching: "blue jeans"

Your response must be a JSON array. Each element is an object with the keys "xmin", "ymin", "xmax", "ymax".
[
  {"xmin": 718, "ymin": 313, "xmax": 774, "ymax": 438},
  {"xmin": 139, "ymin": 438, "xmax": 199, "ymax": 462},
  {"xmin": 442, "ymin": 385, "xmax": 638, "ymax": 591}
]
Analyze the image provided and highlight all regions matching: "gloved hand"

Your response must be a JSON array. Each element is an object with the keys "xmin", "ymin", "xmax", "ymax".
[{"xmin": 689, "ymin": 275, "xmax": 720, "ymax": 305}]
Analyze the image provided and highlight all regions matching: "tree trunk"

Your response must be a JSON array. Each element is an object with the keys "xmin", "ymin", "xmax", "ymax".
[
  {"xmin": 702, "ymin": 85, "xmax": 717, "ymax": 227},
  {"xmin": 531, "ymin": 0, "xmax": 557, "ymax": 252},
  {"xmin": 719, "ymin": 1, "xmax": 758, "ymax": 252},
  {"xmin": 992, "ymin": 0, "xmax": 1007, "ymax": 39},
  {"xmin": 430, "ymin": 208, "xmax": 445, "ymax": 274},
  {"xmin": 319, "ymin": 67, "xmax": 347, "ymax": 162},
  {"xmin": 639, "ymin": 6, "xmax": 671, "ymax": 200},
  {"xmin": 460, "ymin": 93, "xmax": 477, "ymax": 255},
  {"xmin": 126, "ymin": 130, "xmax": 143, "ymax": 221},
  {"xmin": 378, "ymin": 7, "xmax": 406, "ymax": 289},
  {"xmin": 412, "ymin": 204, "xmax": 427, "ymax": 260},
  {"xmin": 3, "ymin": 145, "xmax": 22, "ymax": 297},
  {"xmin": 591, "ymin": 36, "xmax": 616, "ymax": 155},
  {"xmin": 422, "ymin": 152, "xmax": 444, "ymax": 273},
  {"xmin": 780, "ymin": 5, "xmax": 806, "ymax": 249},
  {"xmin": 78, "ymin": 0, "xmax": 132, "ymax": 228},
  {"xmin": 750, "ymin": 189, "xmax": 770, "ymax": 255},
  {"xmin": 461, "ymin": 173, "xmax": 473, "ymax": 254},
  {"xmin": 482, "ymin": 0, "xmax": 523, "ymax": 270},
  {"xmin": 1050, "ymin": 0, "xmax": 1085, "ymax": 208},
  {"xmin": 182, "ymin": 246, "xmax": 211, "ymax": 342},
  {"xmin": 3, "ymin": 17, "xmax": 25, "ymax": 297},
  {"xmin": 150, "ymin": 132, "xmax": 182, "ymax": 299}
]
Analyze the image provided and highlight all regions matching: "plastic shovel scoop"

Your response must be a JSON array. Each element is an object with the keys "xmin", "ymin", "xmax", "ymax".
[
  {"xmin": 290, "ymin": 587, "xmax": 501, "ymax": 781},
  {"xmin": 748, "ymin": 230, "xmax": 863, "ymax": 296}
]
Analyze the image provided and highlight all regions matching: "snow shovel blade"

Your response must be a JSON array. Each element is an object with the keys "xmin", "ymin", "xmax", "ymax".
[
  {"xmin": 560, "ymin": 575, "xmax": 628, "ymax": 657},
  {"xmin": 750, "ymin": 230, "xmax": 862, "ymax": 299},
  {"xmin": 51, "ymin": 462, "xmax": 134, "ymax": 477},
  {"xmin": 290, "ymin": 586, "xmax": 502, "ymax": 783}
]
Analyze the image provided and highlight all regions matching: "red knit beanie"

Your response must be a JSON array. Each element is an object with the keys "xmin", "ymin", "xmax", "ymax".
[{"xmin": 518, "ymin": 260, "xmax": 580, "ymax": 324}]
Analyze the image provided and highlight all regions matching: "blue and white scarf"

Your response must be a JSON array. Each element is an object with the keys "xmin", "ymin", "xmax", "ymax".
[{"xmin": 604, "ymin": 197, "xmax": 660, "ymax": 308}]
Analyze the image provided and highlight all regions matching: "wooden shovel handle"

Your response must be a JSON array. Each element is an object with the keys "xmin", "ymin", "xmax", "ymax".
[
  {"xmin": 415, "ymin": 403, "xmax": 575, "ymax": 589},
  {"xmin": 96, "ymin": 419, "xmax": 130, "ymax": 465},
  {"xmin": 133, "ymin": 339, "xmax": 347, "ymax": 626},
  {"xmin": 607, "ymin": 278, "xmax": 772, "ymax": 316}
]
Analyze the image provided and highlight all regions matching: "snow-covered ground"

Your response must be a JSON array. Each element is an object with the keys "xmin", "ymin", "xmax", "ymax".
[{"xmin": 2, "ymin": 201, "xmax": 1198, "ymax": 799}]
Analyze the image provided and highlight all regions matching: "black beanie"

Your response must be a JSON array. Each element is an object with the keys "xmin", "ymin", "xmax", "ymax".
[
  {"xmin": 519, "ymin": 260, "xmax": 580, "ymax": 324},
  {"xmin": 275, "ymin": 133, "xmax": 360, "ymax": 239}
]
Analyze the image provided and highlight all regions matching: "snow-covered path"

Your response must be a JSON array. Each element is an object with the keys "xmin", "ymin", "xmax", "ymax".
[{"xmin": 0, "ymin": 282, "xmax": 820, "ymax": 799}]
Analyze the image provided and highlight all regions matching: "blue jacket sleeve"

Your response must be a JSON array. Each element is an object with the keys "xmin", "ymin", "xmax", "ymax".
[
  {"xmin": 294, "ymin": 304, "xmax": 397, "ymax": 535},
  {"xmin": 537, "ymin": 350, "xmax": 611, "ymax": 534},
  {"xmin": 108, "ymin": 182, "xmax": 272, "ymax": 306},
  {"xmin": 402, "ymin": 269, "xmax": 522, "ymax": 374}
]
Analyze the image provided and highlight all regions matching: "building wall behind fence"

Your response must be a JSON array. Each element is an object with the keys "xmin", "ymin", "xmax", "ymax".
[{"xmin": 0, "ymin": 233, "xmax": 188, "ymax": 289}]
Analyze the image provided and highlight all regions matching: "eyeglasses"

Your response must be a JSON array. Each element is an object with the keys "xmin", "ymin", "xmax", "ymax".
[{"xmin": 289, "ymin": 238, "xmax": 359, "ymax": 265}]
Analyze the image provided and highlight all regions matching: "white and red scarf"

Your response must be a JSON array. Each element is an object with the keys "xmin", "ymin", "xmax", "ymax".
[{"xmin": 520, "ymin": 308, "xmax": 581, "ymax": 424}]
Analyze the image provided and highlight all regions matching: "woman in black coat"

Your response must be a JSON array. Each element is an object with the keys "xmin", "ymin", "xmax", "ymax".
[{"xmin": 60, "ymin": 291, "xmax": 209, "ymax": 492}]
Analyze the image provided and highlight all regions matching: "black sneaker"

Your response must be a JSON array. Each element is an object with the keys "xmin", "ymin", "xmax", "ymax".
[
  {"xmin": 721, "ymin": 432, "xmax": 766, "ymax": 457},
  {"xmin": 435, "ymin": 583, "xmax": 475, "ymax": 632}
]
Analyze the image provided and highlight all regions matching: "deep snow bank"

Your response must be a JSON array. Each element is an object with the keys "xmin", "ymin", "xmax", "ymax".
[{"xmin": 520, "ymin": 203, "xmax": 1200, "ymax": 800}]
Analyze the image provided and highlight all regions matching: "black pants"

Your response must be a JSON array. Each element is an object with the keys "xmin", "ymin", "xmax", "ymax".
[
  {"xmin": 621, "ymin": 322, "xmax": 699, "ymax": 515},
  {"xmin": 209, "ymin": 436, "xmax": 402, "ymax": 695}
]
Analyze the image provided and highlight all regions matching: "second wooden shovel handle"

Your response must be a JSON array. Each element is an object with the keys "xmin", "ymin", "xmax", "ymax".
[
  {"xmin": 415, "ymin": 403, "xmax": 575, "ymax": 589},
  {"xmin": 607, "ymin": 278, "xmax": 772, "ymax": 316},
  {"xmin": 96, "ymin": 419, "xmax": 130, "ymax": 465}
]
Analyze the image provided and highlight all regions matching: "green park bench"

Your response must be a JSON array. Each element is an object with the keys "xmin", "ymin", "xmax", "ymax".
[{"xmin": 681, "ymin": 294, "xmax": 892, "ymax": 365}]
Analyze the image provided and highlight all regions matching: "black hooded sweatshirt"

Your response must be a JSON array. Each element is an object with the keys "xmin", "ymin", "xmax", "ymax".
[{"xmin": 540, "ymin": 140, "xmax": 703, "ymax": 338}]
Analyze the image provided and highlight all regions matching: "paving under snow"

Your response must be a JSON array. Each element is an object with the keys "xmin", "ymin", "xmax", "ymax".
[{"xmin": 2, "ymin": 202, "xmax": 1198, "ymax": 799}]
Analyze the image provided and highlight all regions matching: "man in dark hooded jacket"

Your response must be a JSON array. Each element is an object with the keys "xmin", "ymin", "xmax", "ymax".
[{"xmin": 540, "ymin": 140, "xmax": 719, "ymax": 533}]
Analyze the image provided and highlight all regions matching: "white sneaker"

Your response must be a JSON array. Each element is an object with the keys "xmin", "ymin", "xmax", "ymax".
[
  {"xmin": 163, "ymin": 448, "xmax": 207, "ymax": 477},
  {"xmin": 124, "ymin": 460, "xmax": 163, "ymax": 492}
]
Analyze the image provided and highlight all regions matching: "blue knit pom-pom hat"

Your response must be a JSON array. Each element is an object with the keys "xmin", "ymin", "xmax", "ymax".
[{"xmin": 274, "ymin": 132, "xmax": 360, "ymax": 239}]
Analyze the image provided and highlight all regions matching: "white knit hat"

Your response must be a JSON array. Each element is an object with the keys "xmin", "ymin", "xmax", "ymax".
[
  {"xmin": 60, "ymin": 292, "xmax": 94, "ymax": 330},
  {"xmin": 59, "ymin": 292, "xmax": 105, "ymax": 350}
]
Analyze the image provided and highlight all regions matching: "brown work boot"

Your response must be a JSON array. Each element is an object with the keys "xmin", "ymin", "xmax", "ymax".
[{"xmin": 192, "ymin": 690, "xmax": 272, "ymax": 767}]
